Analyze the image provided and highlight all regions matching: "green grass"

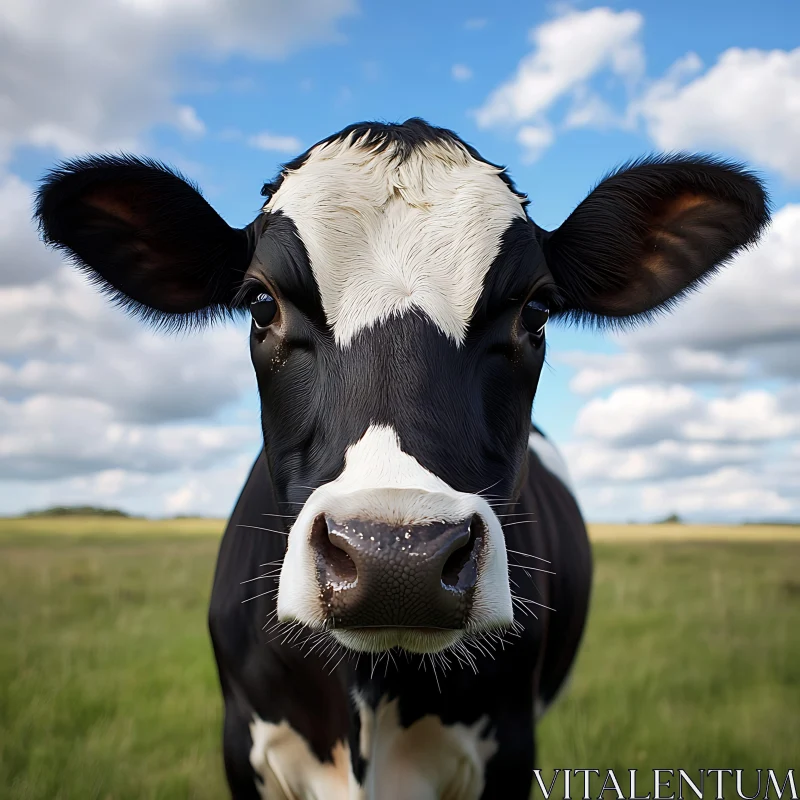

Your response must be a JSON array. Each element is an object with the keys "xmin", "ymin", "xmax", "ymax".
[
  {"xmin": 1, "ymin": 519, "xmax": 798, "ymax": 799},
  {"xmin": 537, "ymin": 539, "xmax": 800, "ymax": 797}
]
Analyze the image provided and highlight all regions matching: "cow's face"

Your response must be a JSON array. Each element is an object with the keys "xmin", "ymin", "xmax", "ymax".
[
  {"xmin": 245, "ymin": 130, "xmax": 549, "ymax": 652},
  {"xmin": 36, "ymin": 119, "xmax": 769, "ymax": 655}
]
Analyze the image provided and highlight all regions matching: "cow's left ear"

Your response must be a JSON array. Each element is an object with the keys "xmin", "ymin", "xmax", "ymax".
[
  {"xmin": 540, "ymin": 156, "xmax": 770, "ymax": 324},
  {"xmin": 36, "ymin": 155, "xmax": 257, "ymax": 326}
]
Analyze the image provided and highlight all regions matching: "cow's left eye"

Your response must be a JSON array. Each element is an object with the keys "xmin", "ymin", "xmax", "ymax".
[
  {"xmin": 521, "ymin": 299, "xmax": 549, "ymax": 338},
  {"xmin": 250, "ymin": 293, "xmax": 277, "ymax": 329}
]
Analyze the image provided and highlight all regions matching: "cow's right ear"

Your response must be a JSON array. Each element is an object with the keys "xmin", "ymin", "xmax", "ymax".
[{"xmin": 35, "ymin": 155, "xmax": 257, "ymax": 325}]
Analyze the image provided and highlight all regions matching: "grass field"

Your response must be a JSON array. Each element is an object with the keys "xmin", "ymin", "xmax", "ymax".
[{"xmin": 1, "ymin": 518, "xmax": 798, "ymax": 799}]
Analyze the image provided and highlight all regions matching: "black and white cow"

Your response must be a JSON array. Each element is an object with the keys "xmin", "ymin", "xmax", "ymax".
[{"xmin": 36, "ymin": 119, "xmax": 768, "ymax": 799}]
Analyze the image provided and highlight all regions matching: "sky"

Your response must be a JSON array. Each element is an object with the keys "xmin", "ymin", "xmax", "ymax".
[{"xmin": 1, "ymin": 0, "xmax": 799, "ymax": 522}]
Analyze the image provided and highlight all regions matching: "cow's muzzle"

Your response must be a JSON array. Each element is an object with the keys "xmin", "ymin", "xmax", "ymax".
[{"xmin": 311, "ymin": 514, "xmax": 484, "ymax": 629}]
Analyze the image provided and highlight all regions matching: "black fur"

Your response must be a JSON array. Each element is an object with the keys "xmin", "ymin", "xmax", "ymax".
[
  {"xmin": 35, "ymin": 155, "xmax": 259, "ymax": 329},
  {"xmin": 541, "ymin": 154, "xmax": 771, "ymax": 327}
]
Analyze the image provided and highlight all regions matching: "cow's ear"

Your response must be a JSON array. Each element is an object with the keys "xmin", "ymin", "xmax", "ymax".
[
  {"xmin": 36, "ymin": 155, "xmax": 256, "ymax": 326},
  {"xmin": 541, "ymin": 156, "xmax": 770, "ymax": 325}
]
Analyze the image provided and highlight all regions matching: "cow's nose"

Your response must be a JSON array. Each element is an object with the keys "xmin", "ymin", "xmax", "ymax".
[{"xmin": 310, "ymin": 514, "xmax": 484, "ymax": 629}]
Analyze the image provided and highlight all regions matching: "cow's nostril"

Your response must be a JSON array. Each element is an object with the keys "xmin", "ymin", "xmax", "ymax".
[
  {"xmin": 314, "ymin": 514, "xmax": 483, "ymax": 629},
  {"xmin": 441, "ymin": 514, "xmax": 483, "ymax": 589},
  {"xmin": 311, "ymin": 515, "xmax": 357, "ymax": 585}
]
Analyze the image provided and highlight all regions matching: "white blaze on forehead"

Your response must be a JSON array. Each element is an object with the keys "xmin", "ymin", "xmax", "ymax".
[
  {"xmin": 265, "ymin": 133, "xmax": 527, "ymax": 346},
  {"xmin": 276, "ymin": 424, "xmax": 513, "ymax": 647}
]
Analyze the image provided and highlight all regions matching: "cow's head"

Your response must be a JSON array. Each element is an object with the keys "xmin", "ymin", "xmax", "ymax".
[{"xmin": 36, "ymin": 119, "xmax": 768, "ymax": 654}]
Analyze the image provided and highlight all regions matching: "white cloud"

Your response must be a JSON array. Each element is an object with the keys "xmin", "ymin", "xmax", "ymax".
[
  {"xmin": 175, "ymin": 105, "xmax": 206, "ymax": 137},
  {"xmin": 475, "ymin": 8, "xmax": 643, "ymax": 128},
  {"xmin": 0, "ymin": 267, "xmax": 256, "ymax": 420},
  {"xmin": 451, "ymin": 64, "xmax": 473, "ymax": 82},
  {"xmin": 563, "ymin": 88, "xmax": 620, "ymax": 130},
  {"xmin": 682, "ymin": 391, "xmax": 799, "ymax": 442},
  {"xmin": 517, "ymin": 123, "xmax": 555, "ymax": 162},
  {"xmin": 477, "ymin": 11, "xmax": 800, "ymax": 182},
  {"xmin": 2, "ymin": 453, "xmax": 258, "ymax": 517},
  {"xmin": 248, "ymin": 131, "xmax": 304, "ymax": 153},
  {"xmin": 162, "ymin": 464, "xmax": 258, "ymax": 516},
  {"xmin": 562, "ymin": 381, "xmax": 800, "ymax": 521},
  {"xmin": 575, "ymin": 462, "xmax": 798, "ymax": 522},
  {"xmin": 575, "ymin": 384, "xmax": 701, "ymax": 445},
  {"xmin": 565, "ymin": 437, "xmax": 760, "ymax": 483},
  {"xmin": 0, "ymin": 392, "xmax": 258, "ymax": 480},
  {"xmin": 636, "ymin": 47, "xmax": 800, "ymax": 180},
  {"xmin": 639, "ymin": 467, "xmax": 795, "ymax": 518},
  {"xmin": 561, "ymin": 349, "xmax": 749, "ymax": 395},
  {"xmin": 0, "ymin": 172, "xmax": 62, "ymax": 286},
  {"xmin": 575, "ymin": 385, "xmax": 800, "ymax": 447},
  {"xmin": 0, "ymin": 0, "xmax": 355, "ymax": 163},
  {"xmin": 563, "ymin": 388, "xmax": 800, "ymax": 521}
]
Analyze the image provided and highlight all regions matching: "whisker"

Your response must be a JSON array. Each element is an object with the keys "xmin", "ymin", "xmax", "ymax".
[
  {"xmin": 476, "ymin": 478, "xmax": 502, "ymax": 496},
  {"xmin": 428, "ymin": 653, "xmax": 442, "ymax": 693},
  {"xmin": 519, "ymin": 597, "xmax": 557, "ymax": 612},
  {"xmin": 329, "ymin": 650, "xmax": 348, "ymax": 675},
  {"xmin": 507, "ymin": 549, "xmax": 551, "ymax": 563},
  {"xmin": 241, "ymin": 588, "xmax": 279, "ymax": 604},
  {"xmin": 236, "ymin": 524, "xmax": 289, "ymax": 536},
  {"xmin": 508, "ymin": 563, "xmax": 556, "ymax": 575},
  {"xmin": 240, "ymin": 571, "xmax": 281, "ymax": 584}
]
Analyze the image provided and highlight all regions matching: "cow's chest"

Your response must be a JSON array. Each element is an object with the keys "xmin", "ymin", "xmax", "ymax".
[
  {"xmin": 249, "ymin": 698, "xmax": 497, "ymax": 800},
  {"xmin": 249, "ymin": 717, "xmax": 351, "ymax": 799}
]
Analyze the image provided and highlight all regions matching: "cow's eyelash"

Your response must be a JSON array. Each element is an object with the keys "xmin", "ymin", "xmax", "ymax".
[
  {"xmin": 233, "ymin": 277, "xmax": 275, "ymax": 308},
  {"xmin": 527, "ymin": 284, "xmax": 563, "ymax": 311}
]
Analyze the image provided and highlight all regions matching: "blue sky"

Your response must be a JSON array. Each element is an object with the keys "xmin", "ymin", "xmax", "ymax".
[{"xmin": 1, "ymin": 0, "xmax": 799, "ymax": 521}]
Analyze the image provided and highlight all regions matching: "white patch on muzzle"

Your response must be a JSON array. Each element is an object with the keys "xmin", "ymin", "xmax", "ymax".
[{"xmin": 276, "ymin": 425, "xmax": 513, "ymax": 652}]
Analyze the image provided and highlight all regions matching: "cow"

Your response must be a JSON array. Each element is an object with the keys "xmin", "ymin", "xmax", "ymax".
[{"xmin": 36, "ymin": 118, "xmax": 768, "ymax": 799}]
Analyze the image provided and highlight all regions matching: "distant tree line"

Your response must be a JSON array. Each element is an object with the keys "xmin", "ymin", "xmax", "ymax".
[{"xmin": 23, "ymin": 505, "xmax": 131, "ymax": 518}]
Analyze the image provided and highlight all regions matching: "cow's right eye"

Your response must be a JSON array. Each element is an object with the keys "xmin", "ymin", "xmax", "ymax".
[
  {"xmin": 521, "ymin": 299, "xmax": 549, "ymax": 338},
  {"xmin": 250, "ymin": 293, "xmax": 277, "ymax": 328}
]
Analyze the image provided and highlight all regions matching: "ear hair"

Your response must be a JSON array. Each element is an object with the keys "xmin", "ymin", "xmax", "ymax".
[
  {"xmin": 35, "ymin": 154, "xmax": 257, "ymax": 332},
  {"xmin": 542, "ymin": 153, "xmax": 771, "ymax": 330}
]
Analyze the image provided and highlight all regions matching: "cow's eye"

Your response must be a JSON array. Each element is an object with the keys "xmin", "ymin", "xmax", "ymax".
[
  {"xmin": 521, "ymin": 299, "xmax": 549, "ymax": 338},
  {"xmin": 250, "ymin": 292, "xmax": 277, "ymax": 329}
]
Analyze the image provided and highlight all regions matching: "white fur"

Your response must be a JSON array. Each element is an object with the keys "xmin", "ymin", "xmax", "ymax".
[
  {"xmin": 249, "ymin": 715, "xmax": 353, "ymax": 799},
  {"xmin": 277, "ymin": 424, "xmax": 513, "ymax": 652},
  {"xmin": 355, "ymin": 694, "xmax": 497, "ymax": 800},
  {"xmin": 265, "ymin": 133, "xmax": 526, "ymax": 346},
  {"xmin": 528, "ymin": 430, "xmax": 574, "ymax": 493},
  {"xmin": 248, "ymin": 700, "xmax": 497, "ymax": 799}
]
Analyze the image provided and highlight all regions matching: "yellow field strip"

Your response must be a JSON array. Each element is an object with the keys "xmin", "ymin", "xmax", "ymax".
[
  {"xmin": 0, "ymin": 516, "xmax": 226, "ymax": 537},
  {"xmin": 588, "ymin": 523, "xmax": 800, "ymax": 542}
]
